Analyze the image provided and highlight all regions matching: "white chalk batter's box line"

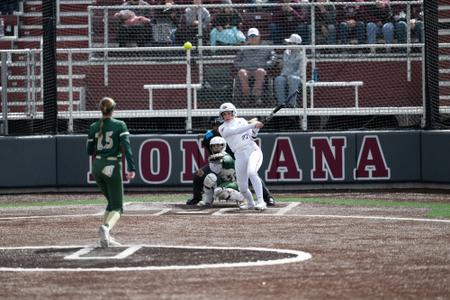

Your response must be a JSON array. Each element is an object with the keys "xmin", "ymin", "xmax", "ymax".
[{"xmin": 64, "ymin": 245, "xmax": 142, "ymax": 260}]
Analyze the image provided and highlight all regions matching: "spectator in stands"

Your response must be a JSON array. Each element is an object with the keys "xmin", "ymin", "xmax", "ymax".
[
  {"xmin": 0, "ymin": 0, "xmax": 19, "ymax": 15},
  {"xmin": 411, "ymin": 5, "xmax": 423, "ymax": 43},
  {"xmin": 122, "ymin": 0, "xmax": 152, "ymax": 16},
  {"xmin": 151, "ymin": 0, "xmax": 180, "ymax": 45},
  {"xmin": 275, "ymin": 33, "xmax": 303, "ymax": 107},
  {"xmin": 364, "ymin": 0, "xmax": 394, "ymax": 51},
  {"xmin": 391, "ymin": 1, "xmax": 407, "ymax": 45},
  {"xmin": 114, "ymin": 9, "xmax": 151, "ymax": 47},
  {"xmin": 209, "ymin": 0, "xmax": 245, "ymax": 47},
  {"xmin": 269, "ymin": 0, "xmax": 311, "ymax": 46},
  {"xmin": 391, "ymin": 1, "xmax": 423, "ymax": 46},
  {"xmin": 233, "ymin": 27, "xmax": 276, "ymax": 103},
  {"xmin": 178, "ymin": 0, "xmax": 210, "ymax": 45},
  {"xmin": 337, "ymin": 0, "xmax": 366, "ymax": 46},
  {"xmin": 314, "ymin": 0, "xmax": 337, "ymax": 45}
]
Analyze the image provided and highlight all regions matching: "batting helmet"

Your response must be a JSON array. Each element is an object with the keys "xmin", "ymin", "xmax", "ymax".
[{"xmin": 219, "ymin": 102, "xmax": 237, "ymax": 118}]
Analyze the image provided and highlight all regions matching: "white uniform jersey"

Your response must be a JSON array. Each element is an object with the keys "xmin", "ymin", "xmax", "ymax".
[{"xmin": 219, "ymin": 117, "xmax": 256, "ymax": 153}]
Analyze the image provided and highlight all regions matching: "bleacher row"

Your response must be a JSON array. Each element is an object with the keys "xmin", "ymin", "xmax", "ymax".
[{"xmin": 91, "ymin": 0, "xmax": 424, "ymax": 48}]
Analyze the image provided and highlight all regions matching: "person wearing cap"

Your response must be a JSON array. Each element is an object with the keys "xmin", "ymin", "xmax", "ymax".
[
  {"xmin": 233, "ymin": 27, "xmax": 276, "ymax": 104},
  {"xmin": 274, "ymin": 33, "xmax": 303, "ymax": 107}
]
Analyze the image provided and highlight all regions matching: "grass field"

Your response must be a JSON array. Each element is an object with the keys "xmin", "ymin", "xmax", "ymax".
[{"xmin": 1, "ymin": 192, "xmax": 449, "ymax": 218}]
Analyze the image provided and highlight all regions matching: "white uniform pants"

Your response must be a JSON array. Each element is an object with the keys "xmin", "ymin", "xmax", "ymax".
[{"xmin": 234, "ymin": 143, "xmax": 263, "ymax": 203}]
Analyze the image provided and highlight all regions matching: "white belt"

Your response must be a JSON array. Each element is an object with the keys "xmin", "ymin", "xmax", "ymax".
[
  {"xmin": 96, "ymin": 156, "xmax": 118, "ymax": 161},
  {"xmin": 234, "ymin": 143, "xmax": 255, "ymax": 154}
]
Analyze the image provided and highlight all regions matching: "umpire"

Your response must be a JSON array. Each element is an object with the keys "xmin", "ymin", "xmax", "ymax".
[{"xmin": 186, "ymin": 118, "xmax": 275, "ymax": 206}]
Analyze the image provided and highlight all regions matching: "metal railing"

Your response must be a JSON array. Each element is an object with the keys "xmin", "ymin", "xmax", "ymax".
[{"xmin": 0, "ymin": 41, "xmax": 426, "ymax": 133}]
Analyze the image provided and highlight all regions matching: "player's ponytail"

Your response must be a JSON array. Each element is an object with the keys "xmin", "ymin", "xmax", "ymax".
[
  {"xmin": 99, "ymin": 97, "xmax": 116, "ymax": 115},
  {"xmin": 97, "ymin": 97, "xmax": 116, "ymax": 140}
]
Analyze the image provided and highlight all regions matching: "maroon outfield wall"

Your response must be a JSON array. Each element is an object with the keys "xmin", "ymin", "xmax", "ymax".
[{"xmin": 0, "ymin": 130, "xmax": 448, "ymax": 189}]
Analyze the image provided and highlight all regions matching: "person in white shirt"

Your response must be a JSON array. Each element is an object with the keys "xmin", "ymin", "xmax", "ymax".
[{"xmin": 218, "ymin": 102, "xmax": 266, "ymax": 210}]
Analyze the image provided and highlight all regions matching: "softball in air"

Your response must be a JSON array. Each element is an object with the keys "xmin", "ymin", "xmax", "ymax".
[{"xmin": 183, "ymin": 41, "xmax": 193, "ymax": 50}]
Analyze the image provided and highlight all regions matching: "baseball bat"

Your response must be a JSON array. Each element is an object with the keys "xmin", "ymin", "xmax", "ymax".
[{"xmin": 261, "ymin": 89, "xmax": 299, "ymax": 124}]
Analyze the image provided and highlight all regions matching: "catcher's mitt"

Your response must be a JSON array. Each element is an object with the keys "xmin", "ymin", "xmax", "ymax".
[{"xmin": 208, "ymin": 152, "xmax": 225, "ymax": 163}]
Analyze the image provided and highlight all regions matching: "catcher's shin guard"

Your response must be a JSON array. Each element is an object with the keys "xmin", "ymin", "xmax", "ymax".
[{"xmin": 214, "ymin": 187, "xmax": 244, "ymax": 203}]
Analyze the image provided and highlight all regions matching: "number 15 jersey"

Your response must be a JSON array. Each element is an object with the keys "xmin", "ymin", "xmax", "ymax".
[{"xmin": 87, "ymin": 117, "xmax": 136, "ymax": 172}]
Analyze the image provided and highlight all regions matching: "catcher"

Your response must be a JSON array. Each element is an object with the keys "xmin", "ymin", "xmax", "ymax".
[{"xmin": 197, "ymin": 136, "xmax": 244, "ymax": 207}]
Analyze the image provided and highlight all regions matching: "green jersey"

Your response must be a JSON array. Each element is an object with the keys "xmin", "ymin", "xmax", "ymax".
[
  {"xmin": 209, "ymin": 152, "xmax": 235, "ymax": 185},
  {"xmin": 87, "ymin": 117, "xmax": 136, "ymax": 172}
]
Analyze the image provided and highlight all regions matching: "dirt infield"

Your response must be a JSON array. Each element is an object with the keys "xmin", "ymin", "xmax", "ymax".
[{"xmin": 0, "ymin": 194, "xmax": 449, "ymax": 299}]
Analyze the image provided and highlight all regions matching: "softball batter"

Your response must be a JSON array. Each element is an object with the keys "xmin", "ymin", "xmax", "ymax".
[
  {"xmin": 87, "ymin": 97, "xmax": 136, "ymax": 248},
  {"xmin": 218, "ymin": 102, "xmax": 266, "ymax": 210}
]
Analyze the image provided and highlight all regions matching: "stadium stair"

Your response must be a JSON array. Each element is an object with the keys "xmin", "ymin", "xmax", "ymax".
[
  {"xmin": 439, "ymin": 3, "xmax": 450, "ymax": 104},
  {"xmin": 1, "ymin": 0, "xmax": 91, "ymax": 114}
]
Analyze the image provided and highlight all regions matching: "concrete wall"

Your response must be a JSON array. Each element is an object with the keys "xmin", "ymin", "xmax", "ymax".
[{"xmin": 0, "ymin": 131, "xmax": 448, "ymax": 188}]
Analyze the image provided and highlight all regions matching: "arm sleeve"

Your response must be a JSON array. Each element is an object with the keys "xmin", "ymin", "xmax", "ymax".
[
  {"xmin": 120, "ymin": 123, "xmax": 136, "ymax": 172},
  {"xmin": 86, "ymin": 127, "xmax": 95, "ymax": 155},
  {"xmin": 266, "ymin": 50, "xmax": 276, "ymax": 69},
  {"xmin": 185, "ymin": 9, "xmax": 193, "ymax": 25},
  {"xmin": 220, "ymin": 123, "xmax": 256, "ymax": 138}
]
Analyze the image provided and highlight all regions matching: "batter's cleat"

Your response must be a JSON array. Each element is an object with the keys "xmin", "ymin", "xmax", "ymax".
[
  {"xmin": 255, "ymin": 200, "xmax": 267, "ymax": 211},
  {"xmin": 239, "ymin": 201, "xmax": 255, "ymax": 210},
  {"xmin": 98, "ymin": 225, "xmax": 110, "ymax": 248},
  {"xmin": 109, "ymin": 237, "xmax": 122, "ymax": 247},
  {"xmin": 265, "ymin": 197, "xmax": 276, "ymax": 206},
  {"xmin": 186, "ymin": 198, "xmax": 201, "ymax": 205},
  {"xmin": 197, "ymin": 200, "xmax": 212, "ymax": 208}
]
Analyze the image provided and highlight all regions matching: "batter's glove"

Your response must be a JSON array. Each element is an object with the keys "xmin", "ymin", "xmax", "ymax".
[{"xmin": 248, "ymin": 117, "xmax": 259, "ymax": 124}]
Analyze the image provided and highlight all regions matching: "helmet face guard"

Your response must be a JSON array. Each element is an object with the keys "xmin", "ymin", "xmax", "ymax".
[{"xmin": 210, "ymin": 136, "xmax": 227, "ymax": 153}]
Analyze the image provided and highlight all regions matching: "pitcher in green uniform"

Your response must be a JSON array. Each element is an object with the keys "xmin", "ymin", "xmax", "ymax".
[{"xmin": 87, "ymin": 97, "xmax": 136, "ymax": 248}]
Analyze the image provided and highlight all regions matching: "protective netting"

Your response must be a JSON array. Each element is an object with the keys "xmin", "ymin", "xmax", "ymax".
[{"xmin": 0, "ymin": 0, "xmax": 432, "ymax": 135}]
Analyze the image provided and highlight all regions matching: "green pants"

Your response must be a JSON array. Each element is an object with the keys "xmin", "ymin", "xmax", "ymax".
[
  {"xmin": 218, "ymin": 180, "xmax": 239, "ymax": 191},
  {"xmin": 93, "ymin": 158, "xmax": 124, "ymax": 213}
]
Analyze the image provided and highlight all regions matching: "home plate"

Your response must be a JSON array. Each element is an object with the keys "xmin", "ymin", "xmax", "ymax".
[{"xmin": 175, "ymin": 210, "xmax": 211, "ymax": 214}]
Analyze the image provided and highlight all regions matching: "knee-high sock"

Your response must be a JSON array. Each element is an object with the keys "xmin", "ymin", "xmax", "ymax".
[
  {"xmin": 103, "ymin": 211, "xmax": 109, "ymax": 224},
  {"xmin": 241, "ymin": 189, "xmax": 255, "ymax": 206},
  {"xmin": 249, "ymin": 174, "xmax": 263, "ymax": 202},
  {"xmin": 104, "ymin": 211, "xmax": 121, "ymax": 230}
]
